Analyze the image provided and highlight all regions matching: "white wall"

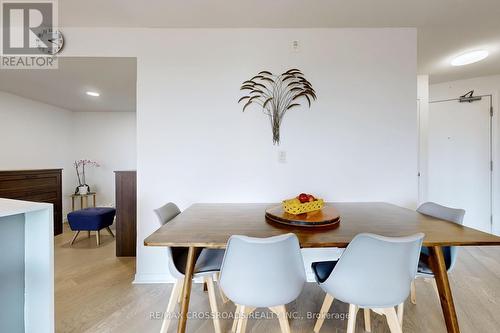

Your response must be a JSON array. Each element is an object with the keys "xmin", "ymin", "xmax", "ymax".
[
  {"xmin": 138, "ymin": 28, "xmax": 418, "ymax": 282},
  {"xmin": 0, "ymin": 92, "xmax": 74, "ymax": 215},
  {"xmin": 417, "ymin": 75, "xmax": 429, "ymax": 204},
  {"xmin": 0, "ymin": 91, "xmax": 136, "ymax": 217},
  {"xmin": 139, "ymin": 29, "xmax": 417, "ymax": 282},
  {"xmin": 430, "ymin": 75, "xmax": 500, "ymax": 235},
  {"xmin": 45, "ymin": 27, "xmax": 417, "ymax": 282},
  {"xmin": 71, "ymin": 112, "xmax": 137, "ymax": 207},
  {"xmin": 61, "ymin": 28, "xmax": 416, "ymax": 282}
]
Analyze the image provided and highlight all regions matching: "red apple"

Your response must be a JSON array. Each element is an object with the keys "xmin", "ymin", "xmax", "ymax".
[
  {"xmin": 298, "ymin": 193, "xmax": 309, "ymax": 203},
  {"xmin": 308, "ymin": 194, "xmax": 315, "ymax": 202}
]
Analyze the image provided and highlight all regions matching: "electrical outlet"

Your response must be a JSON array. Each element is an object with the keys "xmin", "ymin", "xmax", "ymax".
[{"xmin": 292, "ymin": 40, "xmax": 300, "ymax": 52}]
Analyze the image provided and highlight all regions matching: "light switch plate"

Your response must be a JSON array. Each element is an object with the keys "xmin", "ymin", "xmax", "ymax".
[{"xmin": 278, "ymin": 151, "xmax": 287, "ymax": 163}]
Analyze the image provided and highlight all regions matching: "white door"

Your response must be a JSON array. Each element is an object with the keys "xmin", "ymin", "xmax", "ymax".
[{"xmin": 427, "ymin": 98, "xmax": 491, "ymax": 232}]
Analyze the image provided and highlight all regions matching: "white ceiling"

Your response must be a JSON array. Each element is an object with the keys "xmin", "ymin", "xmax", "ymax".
[
  {"xmin": 58, "ymin": 0, "xmax": 500, "ymax": 83},
  {"xmin": 0, "ymin": 57, "xmax": 136, "ymax": 112}
]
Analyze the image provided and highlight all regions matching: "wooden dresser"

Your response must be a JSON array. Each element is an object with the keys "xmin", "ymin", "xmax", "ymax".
[
  {"xmin": 115, "ymin": 170, "xmax": 136, "ymax": 257},
  {"xmin": 0, "ymin": 169, "xmax": 63, "ymax": 235}
]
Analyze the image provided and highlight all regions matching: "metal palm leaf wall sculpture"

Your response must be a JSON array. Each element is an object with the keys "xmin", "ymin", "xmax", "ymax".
[{"xmin": 238, "ymin": 68, "xmax": 317, "ymax": 145}]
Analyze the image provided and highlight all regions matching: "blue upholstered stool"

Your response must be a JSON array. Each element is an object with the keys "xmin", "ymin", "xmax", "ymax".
[{"xmin": 67, "ymin": 207, "xmax": 116, "ymax": 246}]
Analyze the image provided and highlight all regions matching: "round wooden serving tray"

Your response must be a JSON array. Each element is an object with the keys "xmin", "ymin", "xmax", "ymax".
[{"xmin": 265, "ymin": 205, "xmax": 341, "ymax": 228}]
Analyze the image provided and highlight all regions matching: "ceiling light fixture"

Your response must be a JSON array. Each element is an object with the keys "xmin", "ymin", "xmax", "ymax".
[
  {"xmin": 451, "ymin": 50, "xmax": 489, "ymax": 66},
  {"xmin": 86, "ymin": 91, "xmax": 100, "ymax": 97}
]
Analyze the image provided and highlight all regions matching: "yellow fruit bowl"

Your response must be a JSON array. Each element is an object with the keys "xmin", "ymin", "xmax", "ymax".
[{"xmin": 282, "ymin": 198, "xmax": 324, "ymax": 215}]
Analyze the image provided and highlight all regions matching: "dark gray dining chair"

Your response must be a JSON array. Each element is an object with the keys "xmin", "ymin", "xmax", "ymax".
[
  {"xmin": 154, "ymin": 202, "xmax": 227, "ymax": 333},
  {"xmin": 411, "ymin": 202, "xmax": 465, "ymax": 304}
]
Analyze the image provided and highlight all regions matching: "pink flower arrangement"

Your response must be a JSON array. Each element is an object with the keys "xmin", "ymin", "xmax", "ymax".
[{"xmin": 74, "ymin": 159, "xmax": 100, "ymax": 187}]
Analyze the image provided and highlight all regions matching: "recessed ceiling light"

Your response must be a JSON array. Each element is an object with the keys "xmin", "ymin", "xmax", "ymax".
[
  {"xmin": 86, "ymin": 91, "xmax": 100, "ymax": 97},
  {"xmin": 451, "ymin": 50, "xmax": 489, "ymax": 66}
]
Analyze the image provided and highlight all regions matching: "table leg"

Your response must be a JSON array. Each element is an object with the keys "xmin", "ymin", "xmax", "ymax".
[
  {"xmin": 178, "ymin": 246, "xmax": 199, "ymax": 333},
  {"xmin": 428, "ymin": 246, "xmax": 460, "ymax": 333},
  {"xmin": 71, "ymin": 198, "xmax": 75, "ymax": 212},
  {"xmin": 93, "ymin": 194, "xmax": 96, "ymax": 207},
  {"xmin": 80, "ymin": 196, "xmax": 83, "ymax": 209}
]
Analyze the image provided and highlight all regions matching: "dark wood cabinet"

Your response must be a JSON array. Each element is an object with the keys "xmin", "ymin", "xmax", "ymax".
[
  {"xmin": 115, "ymin": 171, "xmax": 136, "ymax": 257},
  {"xmin": 0, "ymin": 169, "xmax": 63, "ymax": 235}
]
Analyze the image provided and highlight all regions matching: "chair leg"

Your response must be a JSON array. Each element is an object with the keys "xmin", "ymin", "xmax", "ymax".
[
  {"xmin": 177, "ymin": 281, "xmax": 184, "ymax": 304},
  {"xmin": 96, "ymin": 230, "xmax": 100, "ymax": 246},
  {"xmin": 160, "ymin": 279, "xmax": 183, "ymax": 333},
  {"xmin": 216, "ymin": 272, "xmax": 229, "ymax": 304},
  {"xmin": 270, "ymin": 305, "xmax": 291, "ymax": 333},
  {"xmin": 383, "ymin": 307, "xmax": 403, "ymax": 333},
  {"xmin": 397, "ymin": 303, "xmax": 404, "ymax": 326},
  {"xmin": 236, "ymin": 305, "xmax": 255, "ymax": 333},
  {"xmin": 410, "ymin": 280, "xmax": 417, "ymax": 304},
  {"xmin": 346, "ymin": 304, "xmax": 358, "ymax": 333},
  {"xmin": 106, "ymin": 226, "xmax": 115, "ymax": 237},
  {"xmin": 364, "ymin": 308, "xmax": 371, "ymax": 332},
  {"xmin": 87, "ymin": 230, "xmax": 91, "ymax": 238},
  {"xmin": 232, "ymin": 304, "xmax": 241, "ymax": 333},
  {"xmin": 314, "ymin": 293, "xmax": 334, "ymax": 333},
  {"xmin": 70, "ymin": 231, "xmax": 80, "ymax": 246},
  {"xmin": 204, "ymin": 276, "xmax": 222, "ymax": 333}
]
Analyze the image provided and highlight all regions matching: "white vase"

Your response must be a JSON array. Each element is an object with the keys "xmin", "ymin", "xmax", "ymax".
[{"xmin": 78, "ymin": 186, "xmax": 88, "ymax": 195}]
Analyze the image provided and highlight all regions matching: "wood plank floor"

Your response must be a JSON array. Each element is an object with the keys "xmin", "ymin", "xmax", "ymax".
[{"xmin": 55, "ymin": 224, "xmax": 500, "ymax": 333}]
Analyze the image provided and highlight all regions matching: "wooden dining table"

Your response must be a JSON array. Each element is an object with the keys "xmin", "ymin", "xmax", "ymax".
[{"xmin": 144, "ymin": 202, "xmax": 500, "ymax": 333}]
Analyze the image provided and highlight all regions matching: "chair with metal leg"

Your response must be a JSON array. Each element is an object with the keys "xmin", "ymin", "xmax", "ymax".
[
  {"xmin": 219, "ymin": 233, "xmax": 306, "ymax": 333},
  {"xmin": 410, "ymin": 202, "xmax": 465, "ymax": 304},
  {"xmin": 313, "ymin": 233, "xmax": 424, "ymax": 333},
  {"xmin": 154, "ymin": 202, "xmax": 226, "ymax": 333}
]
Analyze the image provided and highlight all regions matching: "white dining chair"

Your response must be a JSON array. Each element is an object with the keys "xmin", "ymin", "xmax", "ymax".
[
  {"xmin": 219, "ymin": 233, "xmax": 306, "ymax": 333},
  {"xmin": 411, "ymin": 202, "xmax": 465, "ymax": 304},
  {"xmin": 154, "ymin": 202, "xmax": 227, "ymax": 333},
  {"xmin": 313, "ymin": 233, "xmax": 424, "ymax": 333}
]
